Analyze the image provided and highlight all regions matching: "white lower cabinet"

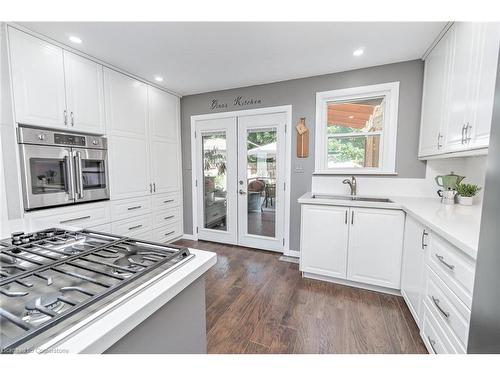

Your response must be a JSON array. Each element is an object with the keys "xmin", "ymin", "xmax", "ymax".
[
  {"xmin": 300, "ymin": 204, "xmax": 404, "ymax": 291},
  {"xmin": 401, "ymin": 215, "xmax": 428, "ymax": 326},
  {"xmin": 347, "ymin": 207, "xmax": 404, "ymax": 289},
  {"xmin": 300, "ymin": 205, "xmax": 349, "ymax": 279}
]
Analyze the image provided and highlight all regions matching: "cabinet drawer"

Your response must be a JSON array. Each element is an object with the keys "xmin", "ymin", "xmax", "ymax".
[
  {"xmin": 152, "ymin": 192, "xmax": 181, "ymax": 211},
  {"xmin": 29, "ymin": 203, "xmax": 110, "ymax": 229},
  {"xmin": 152, "ymin": 221, "xmax": 182, "ymax": 243},
  {"xmin": 427, "ymin": 234, "xmax": 475, "ymax": 308},
  {"xmin": 111, "ymin": 214, "xmax": 152, "ymax": 237},
  {"xmin": 425, "ymin": 267, "xmax": 471, "ymax": 348},
  {"xmin": 152, "ymin": 207, "xmax": 181, "ymax": 228},
  {"xmin": 110, "ymin": 196, "xmax": 152, "ymax": 221},
  {"xmin": 422, "ymin": 301, "xmax": 460, "ymax": 354},
  {"xmin": 129, "ymin": 228, "xmax": 154, "ymax": 242},
  {"xmin": 87, "ymin": 223, "xmax": 112, "ymax": 233}
]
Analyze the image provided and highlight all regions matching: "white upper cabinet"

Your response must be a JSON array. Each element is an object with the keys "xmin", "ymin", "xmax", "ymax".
[
  {"xmin": 347, "ymin": 207, "xmax": 405, "ymax": 289},
  {"xmin": 419, "ymin": 22, "xmax": 500, "ymax": 158},
  {"xmin": 150, "ymin": 139, "xmax": 181, "ymax": 194},
  {"xmin": 104, "ymin": 67, "xmax": 148, "ymax": 138},
  {"xmin": 63, "ymin": 51, "xmax": 105, "ymax": 134},
  {"xmin": 148, "ymin": 86, "xmax": 179, "ymax": 142},
  {"xmin": 8, "ymin": 27, "xmax": 67, "ymax": 128}
]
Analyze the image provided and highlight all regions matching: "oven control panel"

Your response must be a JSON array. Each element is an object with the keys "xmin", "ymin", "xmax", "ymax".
[{"xmin": 54, "ymin": 133, "xmax": 86, "ymax": 146}]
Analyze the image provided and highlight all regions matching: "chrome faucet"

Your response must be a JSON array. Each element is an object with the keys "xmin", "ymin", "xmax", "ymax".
[{"xmin": 343, "ymin": 176, "xmax": 357, "ymax": 196}]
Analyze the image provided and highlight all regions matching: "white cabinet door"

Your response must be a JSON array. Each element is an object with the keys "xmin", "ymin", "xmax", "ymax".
[
  {"xmin": 148, "ymin": 86, "xmax": 179, "ymax": 142},
  {"xmin": 419, "ymin": 28, "xmax": 453, "ymax": 157},
  {"xmin": 104, "ymin": 68, "xmax": 148, "ymax": 137},
  {"xmin": 8, "ymin": 27, "xmax": 67, "ymax": 128},
  {"xmin": 299, "ymin": 205, "xmax": 349, "ymax": 279},
  {"xmin": 108, "ymin": 135, "xmax": 151, "ymax": 199},
  {"xmin": 401, "ymin": 215, "xmax": 428, "ymax": 327},
  {"xmin": 63, "ymin": 51, "xmax": 105, "ymax": 134},
  {"xmin": 150, "ymin": 139, "xmax": 180, "ymax": 194},
  {"xmin": 467, "ymin": 22, "xmax": 500, "ymax": 149},
  {"xmin": 446, "ymin": 23, "xmax": 477, "ymax": 152},
  {"xmin": 347, "ymin": 207, "xmax": 405, "ymax": 289}
]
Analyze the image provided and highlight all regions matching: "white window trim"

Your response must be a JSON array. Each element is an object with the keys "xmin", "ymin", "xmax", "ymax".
[{"xmin": 314, "ymin": 82, "xmax": 400, "ymax": 175}]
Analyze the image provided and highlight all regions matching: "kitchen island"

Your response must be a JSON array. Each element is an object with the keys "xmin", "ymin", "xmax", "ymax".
[{"xmin": 0, "ymin": 218, "xmax": 217, "ymax": 354}]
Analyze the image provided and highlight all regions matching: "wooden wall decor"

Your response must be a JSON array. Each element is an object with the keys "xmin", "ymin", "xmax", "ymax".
[{"xmin": 296, "ymin": 117, "xmax": 309, "ymax": 158}]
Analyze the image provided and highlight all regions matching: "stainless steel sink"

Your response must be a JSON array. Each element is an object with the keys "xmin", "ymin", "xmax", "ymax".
[{"xmin": 311, "ymin": 194, "xmax": 393, "ymax": 203}]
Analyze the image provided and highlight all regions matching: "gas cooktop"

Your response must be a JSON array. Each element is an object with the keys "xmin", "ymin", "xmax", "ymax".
[{"xmin": 0, "ymin": 228, "xmax": 193, "ymax": 353}]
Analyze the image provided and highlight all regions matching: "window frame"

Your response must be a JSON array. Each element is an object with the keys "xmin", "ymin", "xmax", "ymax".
[{"xmin": 314, "ymin": 82, "xmax": 400, "ymax": 175}]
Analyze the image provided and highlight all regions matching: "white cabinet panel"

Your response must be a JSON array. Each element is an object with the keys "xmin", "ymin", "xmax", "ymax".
[
  {"xmin": 299, "ymin": 205, "xmax": 349, "ymax": 279},
  {"xmin": 104, "ymin": 68, "xmax": 148, "ymax": 137},
  {"xmin": 63, "ymin": 51, "xmax": 105, "ymax": 134},
  {"xmin": 148, "ymin": 86, "xmax": 179, "ymax": 142},
  {"xmin": 8, "ymin": 27, "xmax": 67, "ymax": 128},
  {"xmin": 401, "ymin": 215, "xmax": 428, "ymax": 326},
  {"xmin": 347, "ymin": 207, "xmax": 404, "ymax": 289},
  {"xmin": 109, "ymin": 135, "xmax": 151, "ymax": 199},
  {"xmin": 150, "ymin": 139, "xmax": 180, "ymax": 194}
]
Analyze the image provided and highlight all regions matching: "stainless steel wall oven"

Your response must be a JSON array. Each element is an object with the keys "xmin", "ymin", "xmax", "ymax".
[{"xmin": 18, "ymin": 126, "xmax": 109, "ymax": 211}]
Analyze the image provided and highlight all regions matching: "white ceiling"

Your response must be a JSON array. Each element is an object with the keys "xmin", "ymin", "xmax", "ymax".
[{"xmin": 19, "ymin": 22, "xmax": 445, "ymax": 96}]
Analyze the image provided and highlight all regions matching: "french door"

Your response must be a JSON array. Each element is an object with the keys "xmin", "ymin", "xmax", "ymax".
[{"xmin": 195, "ymin": 112, "xmax": 287, "ymax": 252}]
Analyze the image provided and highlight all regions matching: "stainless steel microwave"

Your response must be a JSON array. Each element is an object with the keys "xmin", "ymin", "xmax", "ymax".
[{"xmin": 18, "ymin": 126, "xmax": 110, "ymax": 211}]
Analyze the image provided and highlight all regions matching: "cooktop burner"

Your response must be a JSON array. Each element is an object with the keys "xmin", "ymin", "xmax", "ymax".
[{"xmin": 0, "ymin": 228, "xmax": 193, "ymax": 352}]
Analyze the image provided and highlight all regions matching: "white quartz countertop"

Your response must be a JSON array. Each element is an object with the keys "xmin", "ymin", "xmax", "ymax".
[
  {"xmin": 0, "ymin": 219, "xmax": 217, "ymax": 353},
  {"xmin": 298, "ymin": 192, "xmax": 482, "ymax": 259}
]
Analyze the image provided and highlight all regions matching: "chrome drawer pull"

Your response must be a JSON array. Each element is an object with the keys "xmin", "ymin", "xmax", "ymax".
[
  {"xmin": 127, "ymin": 205, "xmax": 142, "ymax": 210},
  {"xmin": 421, "ymin": 229, "xmax": 428, "ymax": 249},
  {"xmin": 128, "ymin": 224, "xmax": 143, "ymax": 231},
  {"xmin": 164, "ymin": 215, "xmax": 175, "ymax": 220},
  {"xmin": 164, "ymin": 199, "xmax": 174, "ymax": 203},
  {"xmin": 435, "ymin": 254, "xmax": 455, "ymax": 270},
  {"xmin": 165, "ymin": 231, "xmax": 175, "ymax": 236},
  {"xmin": 431, "ymin": 296, "xmax": 450, "ymax": 318},
  {"xmin": 428, "ymin": 336, "xmax": 437, "ymax": 354},
  {"xmin": 60, "ymin": 215, "xmax": 91, "ymax": 224}
]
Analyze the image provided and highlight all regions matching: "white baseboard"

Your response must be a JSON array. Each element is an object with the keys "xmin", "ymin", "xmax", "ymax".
[
  {"xmin": 182, "ymin": 233, "xmax": 197, "ymax": 241},
  {"xmin": 283, "ymin": 249, "xmax": 300, "ymax": 258},
  {"xmin": 302, "ymin": 272, "xmax": 401, "ymax": 296}
]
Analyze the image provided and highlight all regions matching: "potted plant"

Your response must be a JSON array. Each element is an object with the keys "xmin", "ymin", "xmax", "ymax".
[{"xmin": 456, "ymin": 182, "xmax": 481, "ymax": 206}]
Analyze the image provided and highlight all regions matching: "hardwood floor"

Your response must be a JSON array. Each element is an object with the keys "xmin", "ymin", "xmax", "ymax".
[{"xmin": 174, "ymin": 239, "xmax": 428, "ymax": 354}]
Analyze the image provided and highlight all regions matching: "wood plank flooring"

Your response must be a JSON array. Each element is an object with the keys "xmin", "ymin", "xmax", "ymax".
[{"xmin": 174, "ymin": 239, "xmax": 428, "ymax": 354}]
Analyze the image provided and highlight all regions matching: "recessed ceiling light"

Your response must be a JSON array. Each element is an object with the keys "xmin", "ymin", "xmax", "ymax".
[
  {"xmin": 68, "ymin": 35, "xmax": 82, "ymax": 44},
  {"xmin": 154, "ymin": 76, "xmax": 164, "ymax": 82},
  {"xmin": 348, "ymin": 115, "xmax": 354, "ymax": 119},
  {"xmin": 353, "ymin": 48, "xmax": 364, "ymax": 57}
]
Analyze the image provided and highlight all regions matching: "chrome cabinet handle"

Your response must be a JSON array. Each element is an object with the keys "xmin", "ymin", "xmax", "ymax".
[
  {"xmin": 153, "ymin": 183, "xmax": 156, "ymax": 193},
  {"xmin": 127, "ymin": 205, "xmax": 142, "ymax": 211},
  {"xmin": 165, "ymin": 231, "xmax": 175, "ymax": 236},
  {"xmin": 149, "ymin": 183, "xmax": 153, "ymax": 193},
  {"xmin": 437, "ymin": 132, "xmax": 444, "ymax": 149},
  {"xmin": 70, "ymin": 111, "xmax": 74, "ymax": 126},
  {"xmin": 344, "ymin": 210, "xmax": 348, "ymax": 224},
  {"xmin": 466, "ymin": 123, "xmax": 472, "ymax": 143},
  {"xmin": 164, "ymin": 215, "xmax": 175, "ymax": 220},
  {"xmin": 427, "ymin": 336, "xmax": 437, "ymax": 354},
  {"xmin": 239, "ymin": 189, "xmax": 247, "ymax": 195},
  {"xmin": 128, "ymin": 224, "xmax": 143, "ymax": 231},
  {"xmin": 164, "ymin": 199, "xmax": 174, "ymax": 203},
  {"xmin": 351, "ymin": 210, "xmax": 354, "ymax": 225},
  {"xmin": 64, "ymin": 110, "xmax": 68, "ymax": 125},
  {"xmin": 421, "ymin": 229, "xmax": 428, "ymax": 249},
  {"xmin": 461, "ymin": 124, "xmax": 467, "ymax": 144},
  {"xmin": 60, "ymin": 215, "xmax": 91, "ymax": 224},
  {"xmin": 431, "ymin": 295, "xmax": 450, "ymax": 318},
  {"xmin": 435, "ymin": 254, "xmax": 455, "ymax": 270}
]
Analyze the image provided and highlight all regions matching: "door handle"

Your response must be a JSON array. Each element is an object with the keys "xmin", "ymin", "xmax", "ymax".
[
  {"xmin": 153, "ymin": 182, "xmax": 156, "ymax": 193},
  {"xmin": 351, "ymin": 210, "xmax": 354, "ymax": 225},
  {"xmin": 466, "ymin": 123, "xmax": 472, "ymax": 143},
  {"xmin": 344, "ymin": 210, "xmax": 348, "ymax": 224},
  {"xmin": 461, "ymin": 124, "xmax": 467, "ymax": 144},
  {"xmin": 74, "ymin": 151, "xmax": 84, "ymax": 199},
  {"xmin": 421, "ymin": 229, "xmax": 428, "ymax": 249},
  {"xmin": 239, "ymin": 189, "xmax": 247, "ymax": 195},
  {"xmin": 64, "ymin": 110, "xmax": 68, "ymax": 126},
  {"xmin": 70, "ymin": 111, "xmax": 74, "ymax": 126},
  {"xmin": 149, "ymin": 183, "xmax": 153, "ymax": 193},
  {"xmin": 64, "ymin": 155, "xmax": 74, "ymax": 200}
]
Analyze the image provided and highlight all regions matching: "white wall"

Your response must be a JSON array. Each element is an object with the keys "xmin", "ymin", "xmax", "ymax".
[
  {"xmin": 0, "ymin": 22, "xmax": 8, "ymax": 220},
  {"xmin": 312, "ymin": 155, "xmax": 488, "ymax": 204}
]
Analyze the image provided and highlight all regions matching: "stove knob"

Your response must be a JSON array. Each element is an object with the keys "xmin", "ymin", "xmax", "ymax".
[
  {"xmin": 92, "ymin": 139, "xmax": 99, "ymax": 146},
  {"xmin": 38, "ymin": 133, "xmax": 46, "ymax": 141}
]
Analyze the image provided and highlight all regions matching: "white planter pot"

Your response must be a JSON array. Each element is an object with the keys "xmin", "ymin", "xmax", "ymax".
[{"xmin": 458, "ymin": 196, "xmax": 474, "ymax": 206}]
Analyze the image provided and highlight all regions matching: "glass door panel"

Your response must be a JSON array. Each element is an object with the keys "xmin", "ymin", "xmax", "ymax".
[
  {"xmin": 29, "ymin": 157, "xmax": 69, "ymax": 194},
  {"xmin": 202, "ymin": 132, "xmax": 228, "ymax": 231},
  {"xmin": 81, "ymin": 159, "xmax": 107, "ymax": 190},
  {"xmin": 245, "ymin": 129, "xmax": 277, "ymax": 238}
]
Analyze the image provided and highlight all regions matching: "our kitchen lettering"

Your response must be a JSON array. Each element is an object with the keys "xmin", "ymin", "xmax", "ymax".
[{"xmin": 210, "ymin": 96, "xmax": 262, "ymax": 110}]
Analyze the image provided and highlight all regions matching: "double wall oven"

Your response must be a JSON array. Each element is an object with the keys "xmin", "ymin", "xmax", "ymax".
[{"xmin": 18, "ymin": 126, "xmax": 110, "ymax": 211}]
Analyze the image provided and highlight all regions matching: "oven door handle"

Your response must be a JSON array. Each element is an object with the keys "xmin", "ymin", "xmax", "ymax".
[
  {"xmin": 64, "ymin": 155, "xmax": 75, "ymax": 200},
  {"xmin": 74, "ymin": 151, "xmax": 84, "ymax": 199}
]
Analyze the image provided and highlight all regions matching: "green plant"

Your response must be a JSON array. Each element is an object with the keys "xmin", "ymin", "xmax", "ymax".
[{"xmin": 456, "ymin": 183, "xmax": 481, "ymax": 197}]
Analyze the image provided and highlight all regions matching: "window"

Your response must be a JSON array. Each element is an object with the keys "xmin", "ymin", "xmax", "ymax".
[{"xmin": 315, "ymin": 82, "xmax": 399, "ymax": 175}]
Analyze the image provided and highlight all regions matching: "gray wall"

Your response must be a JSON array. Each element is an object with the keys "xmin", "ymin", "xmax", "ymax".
[
  {"xmin": 180, "ymin": 60, "xmax": 426, "ymax": 250},
  {"xmin": 467, "ymin": 49, "xmax": 500, "ymax": 354}
]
